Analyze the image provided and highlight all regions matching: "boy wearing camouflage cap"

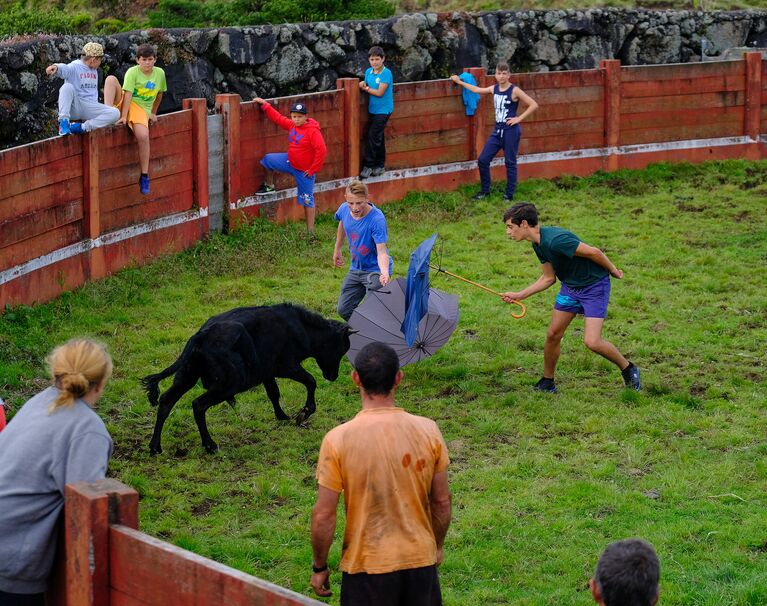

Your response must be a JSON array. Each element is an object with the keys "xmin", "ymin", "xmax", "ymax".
[{"xmin": 45, "ymin": 42, "xmax": 120, "ymax": 136}]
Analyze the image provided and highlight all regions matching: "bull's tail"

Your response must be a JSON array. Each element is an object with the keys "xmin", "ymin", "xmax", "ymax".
[{"xmin": 141, "ymin": 337, "xmax": 198, "ymax": 406}]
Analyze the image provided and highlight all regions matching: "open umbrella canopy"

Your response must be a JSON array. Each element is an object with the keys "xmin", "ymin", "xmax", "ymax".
[
  {"xmin": 402, "ymin": 233, "xmax": 438, "ymax": 346},
  {"xmin": 348, "ymin": 277, "xmax": 459, "ymax": 367}
]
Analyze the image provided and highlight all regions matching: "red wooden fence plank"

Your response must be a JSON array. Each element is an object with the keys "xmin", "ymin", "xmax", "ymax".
[
  {"xmin": 521, "ymin": 132, "xmax": 605, "ymax": 154},
  {"xmin": 621, "ymin": 60, "xmax": 743, "ymax": 82},
  {"xmin": 100, "ymin": 149, "xmax": 193, "ymax": 190},
  {"xmin": 0, "ymin": 155, "xmax": 82, "ymax": 199},
  {"xmin": 388, "ymin": 112, "xmax": 470, "ymax": 135},
  {"xmin": 523, "ymin": 117, "xmax": 605, "ymax": 138},
  {"xmin": 622, "ymin": 74, "xmax": 745, "ymax": 98},
  {"xmin": 0, "ymin": 199, "xmax": 82, "ymax": 248},
  {"xmin": 387, "ymin": 144, "xmax": 469, "ymax": 169},
  {"xmin": 386, "ymin": 128, "xmax": 466, "ymax": 154},
  {"xmin": 0, "ymin": 135, "xmax": 82, "ymax": 177},
  {"xmin": 0, "ymin": 177, "xmax": 82, "ymax": 222},
  {"xmin": 100, "ymin": 170, "xmax": 194, "ymax": 216},
  {"xmin": 393, "ymin": 80, "xmax": 462, "ymax": 101},
  {"xmin": 103, "ymin": 191, "xmax": 193, "ymax": 232},
  {"xmin": 109, "ymin": 525, "xmax": 321, "ymax": 605},
  {"xmin": 98, "ymin": 132, "xmax": 194, "ymax": 171},
  {"xmin": 528, "ymin": 101, "xmax": 604, "ymax": 122},
  {"xmin": 620, "ymin": 105, "xmax": 744, "ymax": 130},
  {"xmin": 514, "ymin": 68, "xmax": 604, "ymax": 88},
  {"xmin": 620, "ymin": 121, "xmax": 742, "ymax": 145},
  {"xmin": 2, "ymin": 222, "xmax": 82, "ymax": 269},
  {"xmin": 622, "ymin": 90, "xmax": 744, "ymax": 113},
  {"xmin": 392, "ymin": 96, "xmax": 466, "ymax": 118}
]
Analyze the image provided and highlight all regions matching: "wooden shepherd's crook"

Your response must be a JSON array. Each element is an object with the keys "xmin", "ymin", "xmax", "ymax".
[{"xmin": 429, "ymin": 264, "xmax": 526, "ymax": 319}]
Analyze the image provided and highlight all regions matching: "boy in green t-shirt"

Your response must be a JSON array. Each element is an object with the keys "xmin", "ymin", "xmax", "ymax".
[
  {"xmin": 500, "ymin": 202, "xmax": 641, "ymax": 393},
  {"xmin": 104, "ymin": 44, "xmax": 167, "ymax": 195}
]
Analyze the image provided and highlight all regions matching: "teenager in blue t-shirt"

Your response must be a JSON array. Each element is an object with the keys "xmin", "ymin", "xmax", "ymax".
[
  {"xmin": 451, "ymin": 62, "xmax": 538, "ymax": 201},
  {"xmin": 500, "ymin": 202, "xmax": 641, "ymax": 393},
  {"xmin": 333, "ymin": 180, "xmax": 393, "ymax": 320},
  {"xmin": 358, "ymin": 46, "xmax": 394, "ymax": 180}
]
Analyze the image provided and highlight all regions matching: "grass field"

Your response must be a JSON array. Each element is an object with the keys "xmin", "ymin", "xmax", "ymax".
[{"xmin": 1, "ymin": 160, "xmax": 766, "ymax": 605}]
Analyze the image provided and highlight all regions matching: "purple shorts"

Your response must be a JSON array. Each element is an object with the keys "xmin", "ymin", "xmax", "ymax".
[{"xmin": 553, "ymin": 275, "xmax": 611, "ymax": 318}]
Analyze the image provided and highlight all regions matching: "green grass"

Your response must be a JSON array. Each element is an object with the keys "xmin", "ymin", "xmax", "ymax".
[{"xmin": 2, "ymin": 159, "xmax": 766, "ymax": 604}]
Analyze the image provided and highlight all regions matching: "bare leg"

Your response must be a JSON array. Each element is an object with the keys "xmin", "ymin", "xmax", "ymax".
[
  {"xmin": 103, "ymin": 75, "xmax": 121, "ymax": 107},
  {"xmin": 264, "ymin": 169, "xmax": 275, "ymax": 187},
  {"xmin": 305, "ymin": 205, "xmax": 316, "ymax": 232},
  {"xmin": 583, "ymin": 317, "xmax": 629, "ymax": 370},
  {"xmin": 543, "ymin": 310, "xmax": 577, "ymax": 379},
  {"xmin": 134, "ymin": 123, "xmax": 150, "ymax": 173}
]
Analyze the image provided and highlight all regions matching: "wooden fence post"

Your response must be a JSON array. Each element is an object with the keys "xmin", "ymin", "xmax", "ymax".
[
  {"xmin": 82, "ymin": 129, "xmax": 105, "ymax": 280},
  {"xmin": 46, "ymin": 479, "xmax": 139, "ymax": 606},
  {"xmin": 744, "ymin": 51, "xmax": 762, "ymax": 160},
  {"xmin": 215, "ymin": 93, "xmax": 241, "ymax": 229},
  {"xmin": 337, "ymin": 78, "xmax": 361, "ymax": 178},
  {"xmin": 183, "ymin": 98, "xmax": 210, "ymax": 228},
  {"xmin": 467, "ymin": 67, "xmax": 486, "ymax": 162},
  {"xmin": 601, "ymin": 59, "xmax": 621, "ymax": 172}
]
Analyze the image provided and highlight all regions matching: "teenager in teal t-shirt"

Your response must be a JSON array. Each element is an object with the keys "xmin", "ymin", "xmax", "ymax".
[
  {"xmin": 500, "ymin": 202, "xmax": 641, "ymax": 393},
  {"xmin": 358, "ymin": 46, "xmax": 394, "ymax": 180}
]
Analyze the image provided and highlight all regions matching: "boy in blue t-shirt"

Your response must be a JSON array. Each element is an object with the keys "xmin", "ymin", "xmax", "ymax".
[
  {"xmin": 333, "ymin": 180, "xmax": 392, "ymax": 320},
  {"xmin": 500, "ymin": 202, "xmax": 641, "ymax": 393},
  {"xmin": 358, "ymin": 46, "xmax": 394, "ymax": 180}
]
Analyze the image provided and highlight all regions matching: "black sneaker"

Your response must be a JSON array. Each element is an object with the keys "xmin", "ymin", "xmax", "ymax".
[
  {"xmin": 370, "ymin": 167, "xmax": 385, "ymax": 177},
  {"xmin": 622, "ymin": 362, "xmax": 641, "ymax": 391},
  {"xmin": 471, "ymin": 191, "xmax": 490, "ymax": 200},
  {"xmin": 359, "ymin": 166, "xmax": 373, "ymax": 179},
  {"xmin": 503, "ymin": 194, "xmax": 514, "ymax": 202},
  {"xmin": 533, "ymin": 377, "xmax": 557, "ymax": 393},
  {"xmin": 256, "ymin": 183, "xmax": 275, "ymax": 195}
]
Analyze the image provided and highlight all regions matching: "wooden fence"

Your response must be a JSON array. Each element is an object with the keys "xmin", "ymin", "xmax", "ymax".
[
  {"xmin": 2, "ymin": 54, "xmax": 765, "ymax": 310},
  {"xmin": 46, "ymin": 480, "xmax": 321, "ymax": 605}
]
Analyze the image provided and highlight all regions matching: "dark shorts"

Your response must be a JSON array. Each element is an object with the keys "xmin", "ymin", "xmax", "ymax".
[
  {"xmin": 341, "ymin": 565, "xmax": 442, "ymax": 606},
  {"xmin": 553, "ymin": 274, "xmax": 611, "ymax": 318},
  {"xmin": 0, "ymin": 591, "xmax": 45, "ymax": 606}
]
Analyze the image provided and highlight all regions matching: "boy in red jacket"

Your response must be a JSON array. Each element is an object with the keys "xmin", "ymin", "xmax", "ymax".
[{"xmin": 254, "ymin": 98, "xmax": 327, "ymax": 233}]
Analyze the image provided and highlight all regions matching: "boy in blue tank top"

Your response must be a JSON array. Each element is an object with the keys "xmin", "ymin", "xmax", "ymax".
[
  {"xmin": 451, "ymin": 62, "xmax": 538, "ymax": 201},
  {"xmin": 500, "ymin": 203, "xmax": 641, "ymax": 393},
  {"xmin": 333, "ymin": 180, "xmax": 393, "ymax": 320}
]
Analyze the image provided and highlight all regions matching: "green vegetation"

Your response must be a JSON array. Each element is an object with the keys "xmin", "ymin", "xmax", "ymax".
[
  {"xmin": 1, "ymin": 0, "xmax": 760, "ymax": 38},
  {"xmin": 1, "ymin": 160, "xmax": 766, "ymax": 604}
]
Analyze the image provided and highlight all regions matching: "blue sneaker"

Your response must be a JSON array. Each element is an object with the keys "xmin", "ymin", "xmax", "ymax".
[
  {"xmin": 533, "ymin": 377, "xmax": 558, "ymax": 393},
  {"xmin": 69, "ymin": 122, "xmax": 84, "ymax": 134},
  {"xmin": 58, "ymin": 119, "xmax": 71, "ymax": 135},
  {"xmin": 622, "ymin": 362, "xmax": 641, "ymax": 391},
  {"xmin": 139, "ymin": 174, "xmax": 150, "ymax": 195}
]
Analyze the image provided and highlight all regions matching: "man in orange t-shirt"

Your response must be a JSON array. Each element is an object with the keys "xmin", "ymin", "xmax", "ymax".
[{"xmin": 310, "ymin": 342, "xmax": 452, "ymax": 605}]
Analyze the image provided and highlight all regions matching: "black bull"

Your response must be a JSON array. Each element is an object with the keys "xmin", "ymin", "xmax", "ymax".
[{"xmin": 142, "ymin": 304, "xmax": 354, "ymax": 454}]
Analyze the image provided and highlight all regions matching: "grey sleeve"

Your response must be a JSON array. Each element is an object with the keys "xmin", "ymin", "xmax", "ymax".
[
  {"xmin": 55, "ymin": 63, "xmax": 71, "ymax": 79},
  {"xmin": 62, "ymin": 432, "xmax": 112, "ymax": 488}
]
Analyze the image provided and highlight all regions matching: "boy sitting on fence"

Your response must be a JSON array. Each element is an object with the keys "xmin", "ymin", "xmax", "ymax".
[
  {"xmin": 45, "ymin": 42, "xmax": 120, "ymax": 136},
  {"xmin": 103, "ymin": 44, "xmax": 167, "ymax": 196},
  {"xmin": 253, "ymin": 97, "xmax": 327, "ymax": 234}
]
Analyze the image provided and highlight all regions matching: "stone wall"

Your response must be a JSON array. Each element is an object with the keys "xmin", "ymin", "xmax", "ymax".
[{"xmin": 2, "ymin": 9, "xmax": 766, "ymax": 149}]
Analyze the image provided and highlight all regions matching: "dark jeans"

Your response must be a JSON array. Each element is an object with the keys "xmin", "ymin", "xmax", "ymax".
[
  {"xmin": 0, "ymin": 591, "xmax": 46, "ymax": 606},
  {"xmin": 477, "ymin": 124, "xmax": 521, "ymax": 198},
  {"xmin": 341, "ymin": 565, "xmax": 442, "ymax": 606},
  {"xmin": 363, "ymin": 113, "xmax": 390, "ymax": 169}
]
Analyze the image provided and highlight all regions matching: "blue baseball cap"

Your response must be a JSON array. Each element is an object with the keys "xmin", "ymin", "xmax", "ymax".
[{"xmin": 290, "ymin": 102, "xmax": 308, "ymax": 114}]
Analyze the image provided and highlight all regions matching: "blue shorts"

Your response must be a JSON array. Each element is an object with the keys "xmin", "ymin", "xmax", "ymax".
[
  {"xmin": 553, "ymin": 275, "xmax": 611, "ymax": 318},
  {"xmin": 260, "ymin": 152, "xmax": 315, "ymax": 208}
]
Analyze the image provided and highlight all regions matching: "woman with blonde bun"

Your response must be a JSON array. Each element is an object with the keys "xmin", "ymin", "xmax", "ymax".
[{"xmin": 0, "ymin": 339, "xmax": 113, "ymax": 605}]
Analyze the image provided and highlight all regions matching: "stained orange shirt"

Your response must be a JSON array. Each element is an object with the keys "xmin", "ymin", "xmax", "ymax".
[{"xmin": 316, "ymin": 407, "xmax": 449, "ymax": 574}]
